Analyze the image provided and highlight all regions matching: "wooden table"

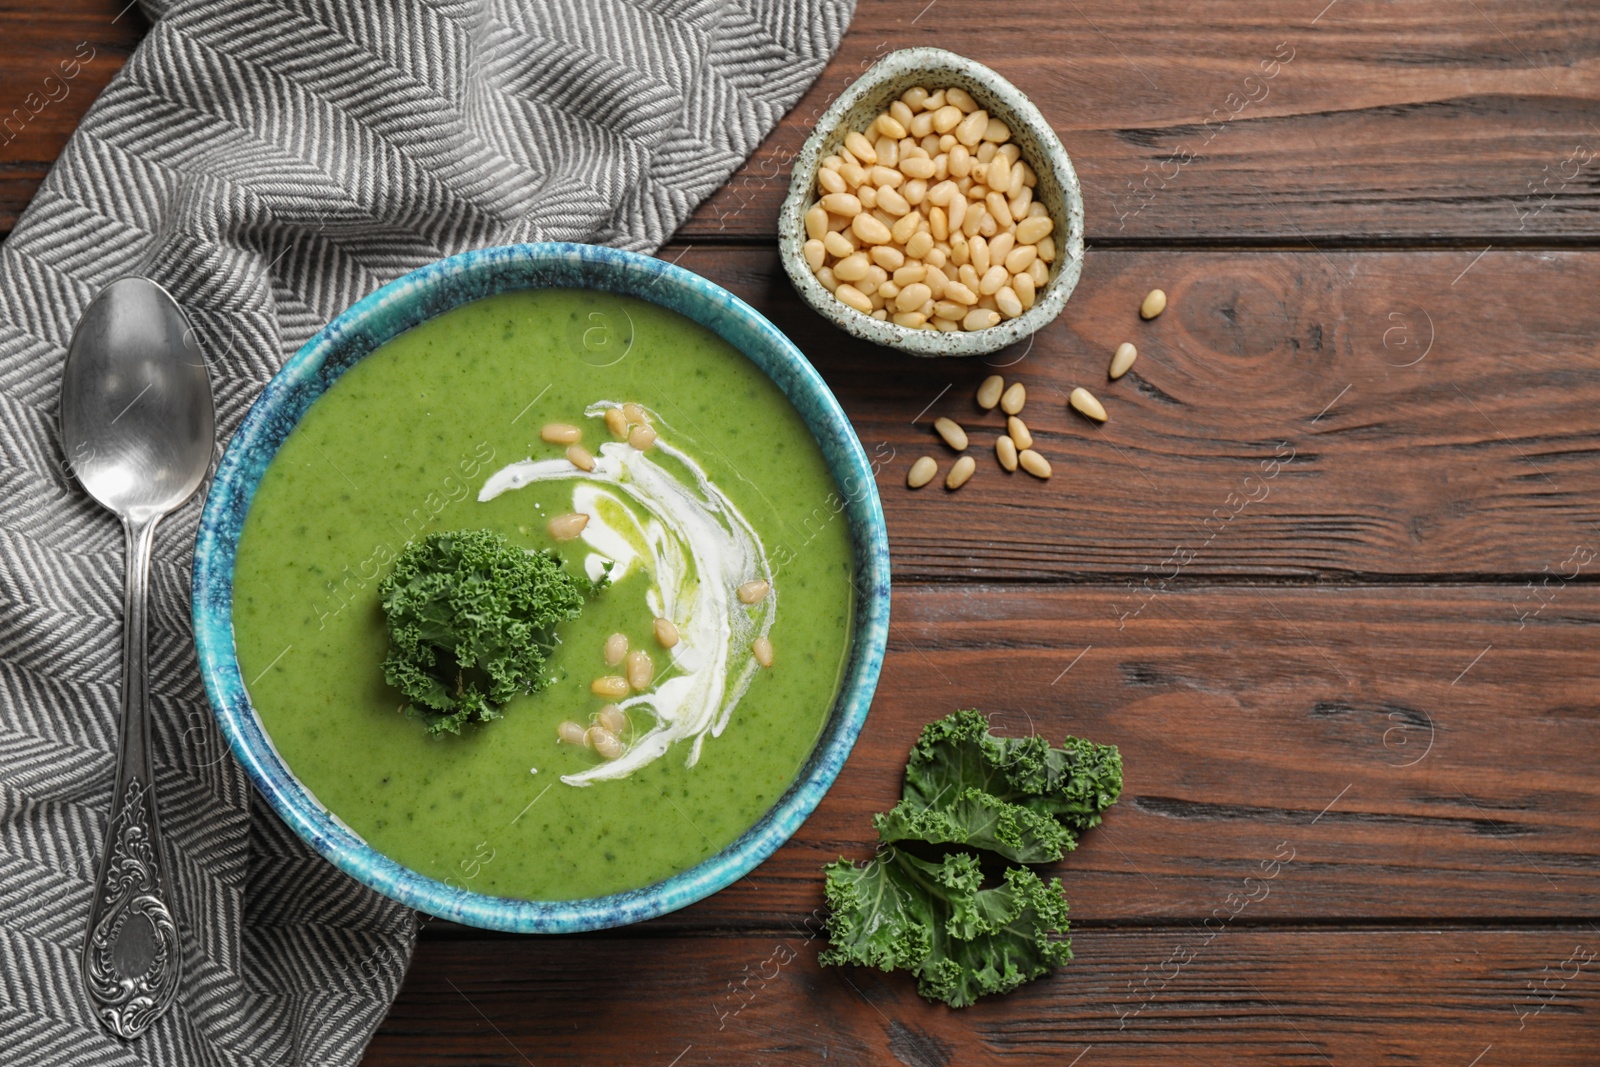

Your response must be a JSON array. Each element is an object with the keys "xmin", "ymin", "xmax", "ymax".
[{"xmin": 7, "ymin": 2, "xmax": 1600, "ymax": 1063}]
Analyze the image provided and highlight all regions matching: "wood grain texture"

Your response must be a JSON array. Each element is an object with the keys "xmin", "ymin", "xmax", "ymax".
[
  {"xmin": 410, "ymin": 582, "xmax": 1600, "ymax": 935},
  {"xmin": 7, "ymin": 2, "xmax": 1600, "ymax": 244},
  {"xmin": 663, "ymin": 243, "xmax": 1600, "ymax": 580},
  {"xmin": 366, "ymin": 926, "xmax": 1600, "ymax": 1066},
  {"xmin": 0, "ymin": 4, "xmax": 145, "ymax": 235},
  {"xmin": 679, "ymin": 0, "xmax": 1600, "ymax": 244}
]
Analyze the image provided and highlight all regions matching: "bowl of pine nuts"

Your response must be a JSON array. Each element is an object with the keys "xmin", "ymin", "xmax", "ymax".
[{"xmin": 779, "ymin": 47, "xmax": 1084, "ymax": 357}]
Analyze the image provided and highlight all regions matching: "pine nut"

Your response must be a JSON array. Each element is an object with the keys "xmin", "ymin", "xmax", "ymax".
[
  {"xmin": 548, "ymin": 513, "xmax": 589, "ymax": 541},
  {"xmin": 907, "ymin": 455, "xmax": 938, "ymax": 488},
  {"xmin": 945, "ymin": 454, "xmax": 976, "ymax": 489},
  {"xmin": 987, "ymin": 156, "xmax": 1012, "ymax": 193},
  {"xmin": 622, "ymin": 403, "xmax": 649, "ymax": 425},
  {"xmin": 1140, "ymin": 288, "xmax": 1167, "ymax": 319},
  {"xmin": 817, "ymin": 266, "xmax": 839, "ymax": 292},
  {"xmin": 1019, "ymin": 448, "xmax": 1052, "ymax": 479},
  {"xmin": 591, "ymin": 676, "xmax": 629, "ymax": 698},
  {"xmin": 541, "ymin": 423, "xmax": 581, "ymax": 444},
  {"xmin": 1027, "ymin": 258, "xmax": 1049, "ymax": 287},
  {"xmin": 894, "ymin": 264, "xmax": 927, "ymax": 287},
  {"xmin": 588, "ymin": 726, "xmax": 624, "ymax": 760},
  {"xmin": 1110, "ymin": 342, "xmax": 1138, "ymax": 379},
  {"xmin": 604, "ymin": 632, "xmax": 628, "ymax": 665},
  {"xmin": 836, "ymin": 284, "xmax": 873, "ymax": 314},
  {"xmin": 901, "ymin": 86, "xmax": 929, "ymax": 110},
  {"xmin": 604, "ymin": 406, "xmax": 628, "ymax": 437},
  {"xmin": 986, "ymin": 191, "xmax": 1014, "ymax": 229},
  {"xmin": 963, "ymin": 308, "xmax": 1000, "ymax": 331},
  {"xmin": 834, "ymin": 252, "xmax": 870, "ymax": 282},
  {"xmin": 899, "ymin": 156, "xmax": 936, "ymax": 180},
  {"xmin": 818, "ymin": 167, "xmax": 846, "ymax": 196},
  {"xmin": 943, "ymin": 281, "xmax": 978, "ymax": 306},
  {"xmin": 988, "ymin": 231, "xmax": 1015, "ymax": 264},
  {"xmin": 628, "ymin": 423, "xmax": 657, "ymax": 450},
  {"xmin": 985, "ymin": 117, "xmax": 1010, "ymax": 143},
  {"xmin": 872, "ymin": 245, "xmax": 905, "ymax": 270},
  {"xmin": 956, "ymin": 109, "xmax": 989, "ymax": 147},
  {"xmin": 891, "ymin": 211, "xmax": 921, "ymax": 244},
  {"xmin": 1035, "ymin": 235, "xmax": 1056, "ymax": 263},
  {"xmin": 752, "ymin": 636, "xmax": 775, "ymax": 668},
  {"xmin": 1013, "ymin": 271, "xmax": 1036, "ymax": 310},
  {"xmin": 906, "ymin": 231, "xmax": 934, "ymax": 259},
  {"xmin": 626, "ymin": 648, "xmax": 653, "ymax": 690},
  {"xmin": 1005, "ymin": 245, "xmax": 1037, "ymax": 274},
  {"xmin": 597, "ymin": 705, "xmax": 627, "ymax": 735},
  {"xmin": 909, "ymin": 110, "xmax": 934, "ymax": 138},
  {"xmin": 933, "ymin": 416, "xmax": 969, "ymax": 451},
  {"xmin": 737, "ymin": 579, "xmax": 771, "ymax": 604},
  {"xmin": 804, "ymin": 238, "xmax": 826, "ymax": 271},
  {"xmin": 894, "ymin": 312, "xmax": 927, "ymax": 328},
  {"xmin": 979, "ymin": 265, "xmax": 1009, "ymax": 296},
  {"xmin": 931, "ymin": 105, "xmax": 962, "ymax": 133},
  {"xmin": 870, "ymin": 165, "xmax": 903, "ymax": 188},
  {"xmin": 851, "ymin": 213, "xmax": 892, "ymax": 245},
  {"xmin": 1015, "ymin": 215, "xmax": 1054, "ymax": 245},
  {"xmin": 996, "ymin": 434, "xmax": 1018, "ymax": 471},
  {"xmin": 804, "ymin": 203, "xmax": 828, "ymax": 240},
  {"xmin": 566, "ymin": 444, "xmax": 596, "ymax": 472},
  {"xmin": 995, "ymin": 285, "xmax": 1022, "ymax": 319},
  {"xmin": 653, "ymin": 617, "xmax": 680, "ymax": 648},
  {"xmin": 946, "ymin": 87, "xmax": 978, "ymax": 112},
  {"xmin": 839, "ymin": 160, "xmax": 866, "ymax": 188},
  {"xmin": 1070, "ymin": 386, "xmax": 1108, "ymax": 422},
  {"xmin": 896, "ymin": 282, "xmax": 933, "ymax": 313},
  {"xmin": 558, "ymin": 720, "xmax": 587, "ymax": 745},
  {"xmin": 1000, "ymin": 381, "xmax": 1026, "ymax": 414},
  {"xmin": 976, "ymin": 374, "xmax": 1005, "ymax": 409},
  {"xmin": 877, "ymin": 114, "xmax": 907, "ymax": 139},
  {"xmin": 821, "ymin": 192, "xmax": 862, "ymax": 217},
  {"xmin": 844, "ymin": 130, "xmax": 877, "ymax": 165},
  {"xmin": 1007, "ymin": 415, "xmax": 1033, "ymax": 450}
]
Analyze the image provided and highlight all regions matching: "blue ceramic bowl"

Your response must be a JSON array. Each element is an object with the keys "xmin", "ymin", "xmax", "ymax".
[{"xmin": 192, "ymin": 243, "xmax": 890, "ymax": 933}]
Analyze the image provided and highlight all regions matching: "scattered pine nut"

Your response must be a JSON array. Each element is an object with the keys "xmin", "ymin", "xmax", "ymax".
[
  {"xmin": 548, "ymin": 513, "xmax": 589, "ymax": 541},
  {"xmin": 541, "ymin": 423, "xmax": 581, "ymax": 444},
  {"xmin": 934, "ymin": 416, "xmax": 969, "ymax": 451},
  {"xmin": 908, "ymin": 455, "xmax": 938, "ymax": 488},
  {"xmin": 628, "ymin": 424, "xmax": 657, "ymax": 450},
  {"xmin": 566, "ymin": 444, "xmax": 596, "ymax": 471},
  {"xmin": 1070, "ymin": 386, "xmax": 1108, "ymax": 423},
  {"xmin": 622, "ymin": 402, "xmax": 650, "ymax": 425},
  {"xmin": 946, "ymin": 454, "xmax": 976, "ymax": 489},
  {"xmin": 604, "ymin": 633, "xmax": 628, "ymax": 666},
  {"xmin": 1110, "ymin": 342, "xmax": 1138, "ymax": 380},
  {"xmin": 996, "ymin": 435, "xmax": 1018, "ymax": 471},
  {"xmin": 976, "ymin": 375, "xmax": 1004, "ymax": 410},
  {"xmin": 591, "ymin": 676, "xmax": 629, "ymax": 699},
  {"xmin": 596, "ymin": 705, "xmax": 627, "ymax": 735},
  {"xmin": 737, "ymin": 579, "xmax": 772, "ymax": 604},
  {"xmin": 587, "ymin": 726, "xmax": 624, "ymax": 760},
  {"xmin": 1140, "ymin": 288, "xmax": 1167, "ymax": 320},
  {"xmin": 626, "ymin": 648, "xmax": 653, "ymax": 691},
  {"xmin": 1019, "ymin": 448, "xmax": 1052, "ymax": 479},
  {"xmin": 1000, "ymin": 381, "xmax": 1027, "ymax": 415},
  {"xmin": 752, "ymin": 636, "xmax": 775, "ymax": 668},
  {"xmin": 604, "ymin": 407, "xmax": 628, "ymax": 437},
  {"xmin": 653, "ymin": 617, "xmax": 680, "ymax": 648},
  {"xmin": 558, "ymin": 720, "xmax": 588, "ymax": 745},
  {"xmin": 1007, "ymin": 415, "xmax": 1032, "ymax": 450}
]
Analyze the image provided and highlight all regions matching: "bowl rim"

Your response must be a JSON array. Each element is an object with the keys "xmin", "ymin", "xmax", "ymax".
[
  {"xmin": 192, "ymin": 242, "xmax": 891, "ymax": 933},
  {"xmin": 778, "ymin": 46, "xmax": 1086, "ymax": 357}
]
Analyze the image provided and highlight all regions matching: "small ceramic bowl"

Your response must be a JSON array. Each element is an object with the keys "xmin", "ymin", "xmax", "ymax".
[
  {"xmin": 779, "ymin": 47, "xmax": 1085, "ymax": 358},
  {"xmin": 192, "ymin": 243, "xmax": 891, "ymax": 933}
]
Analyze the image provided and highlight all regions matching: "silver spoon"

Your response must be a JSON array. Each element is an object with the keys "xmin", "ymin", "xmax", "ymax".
[{"xmin": 61, "ymin": 277, "xmax": 214, "ymax": 1039}]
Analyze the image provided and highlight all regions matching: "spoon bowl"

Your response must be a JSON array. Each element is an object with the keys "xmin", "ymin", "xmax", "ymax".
[{"xmin": 61, "ymin": 278, "xmax": 215, "ymax": 520}]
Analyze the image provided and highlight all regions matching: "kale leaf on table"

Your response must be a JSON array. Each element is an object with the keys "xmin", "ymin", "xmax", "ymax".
[
  {"xmin": 820, "ymin": 709, "xmax": 1122, "ymax": 1008},
  {"xmin": 378, "ymin": 529, "xmax": 602, "ymax": 735},
  {"xmin": 874, "ymin": 708, "xmax": 1124, "ymax": 862}
]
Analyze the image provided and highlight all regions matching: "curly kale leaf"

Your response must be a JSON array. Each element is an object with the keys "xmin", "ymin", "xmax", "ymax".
[
  {"xmin": 873, "ymin": 708, "xmax": 1124, "ymax": 862},
  {"xmin": 379, "ymin": 529, "xmax": 600, "ymax": 735},
  {"xmin": 819, "ymin": 849, "xmax": 1073, "ymax": 1008}
]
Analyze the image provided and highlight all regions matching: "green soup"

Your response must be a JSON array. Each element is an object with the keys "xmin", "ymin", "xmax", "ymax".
[{"xmin": 232, "ymin": 289, "xmax": 856, "ymax": 900}]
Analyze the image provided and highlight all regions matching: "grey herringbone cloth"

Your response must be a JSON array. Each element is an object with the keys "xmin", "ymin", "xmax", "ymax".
[{"xmin": 0, "ymin": 0, "xmax": 853, "ymax": 1062}]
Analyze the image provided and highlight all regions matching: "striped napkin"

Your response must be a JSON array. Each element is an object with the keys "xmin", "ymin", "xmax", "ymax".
[{"xmin": 0, "ymin": 0, "xmax": 852, "ymax": 1062}]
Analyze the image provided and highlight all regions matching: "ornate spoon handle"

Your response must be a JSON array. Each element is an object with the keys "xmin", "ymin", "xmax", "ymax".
[{"xmin": 83, "ymin": 516, "xmax": 182, "ymax": 1039}]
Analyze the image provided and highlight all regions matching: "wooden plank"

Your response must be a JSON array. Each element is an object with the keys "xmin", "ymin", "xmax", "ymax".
[
  {"xmin": 363, "ymin": 925, "xmax": 1600, "ymax": 1065},
  {"xmin": 683, "ymin": 0, "xmax": 1600, "ymax": 243},
  {"xmin": 393, "ymin": 583, "xmax": 1600, "ymax": 933},
  {"xmin": 6, "ymin": 3, "xmax": 1600, "ymax": 245},
  {"xmin": 663, "ymin": 243, "xmax": 1600, "ymax": 580},
  {"xmin": 0, "ymin": 4, "xmax": 146, "ymax": 236}
]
